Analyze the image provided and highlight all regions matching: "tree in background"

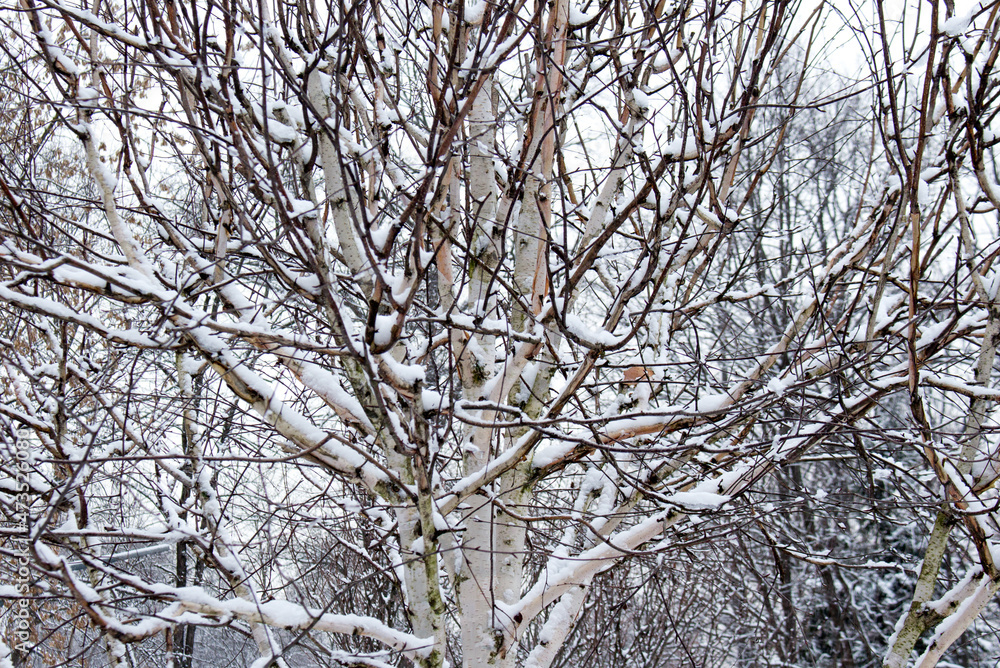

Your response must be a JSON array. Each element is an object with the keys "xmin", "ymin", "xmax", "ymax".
[{"xmin": 1, "ymin": 0, "xmax": 1000, "ymax": 666}]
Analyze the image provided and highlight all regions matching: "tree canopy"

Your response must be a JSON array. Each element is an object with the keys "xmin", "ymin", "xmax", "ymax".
[{"xmin": 2, "ymin": 0, "xmax": 1000, "ymax": 666}]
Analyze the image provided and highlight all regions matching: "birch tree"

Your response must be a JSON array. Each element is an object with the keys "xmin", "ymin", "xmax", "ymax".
[{"xmin": 3, "ymin": 0, "xmax": 1000, "ymax": 666}]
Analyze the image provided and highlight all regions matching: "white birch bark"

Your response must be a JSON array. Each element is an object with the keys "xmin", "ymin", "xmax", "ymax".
[
  {"xmin": 457, "ymin": 69, "xmax": 506, "ymax": 668},
  {"xmin": 913, "ymin": 577, "xmax": 1000, "ymax": 668}
]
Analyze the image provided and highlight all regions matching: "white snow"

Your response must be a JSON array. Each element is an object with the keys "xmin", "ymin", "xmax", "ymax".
[
  {"xmin": 766, "ymin": 375, "xmax": 791, "ymax": 396},
  {"xmin": 465, "ymin": 0, "xmax": 486, "ymax": 24},
  {"xmin": 53, "ymin": 266, "xmax": 108, "ymax": 290},
  {"xmin": 563, "ymin": 313, "xmax": 624, "ymax": 347},
  {"xmin": 374, "ymin": 314, "xmax": 395, "ymax": 347},
  {"xmin": 77, "ymin": 86, "xmax": 100, "ymax": 108},
  {"xmin": 941, "ymin": 10, "xmax": 973, "ymax": 36},
  {"xmin": 569, "ymin": 4, "xmax": 597, "ymax": 25},
  {"xmin": 662, "ymin": 135, "xmax": 700, "ymax": 159},
  {"xmin": 915, "ymin": 320, "xmax": 951, "ymax": 349},
  {"xmin": 695, "ymin": 393, "xmax": 730, "ymax": 413},
  {"xmin": 632, "ymin": 89, "xmax": 651, "ymax": 110},
  {"xmin": 665, "ymin": 491, "xmax": 730, "ymax": 510},
  {"xmin": 0, "ymin": 286, "xmax": 163, "ymax": 347},
  {"xmin": 381, "ymin": 354, "xmax": 426, "ymax": 385},
  {"xmin": 287, "ymin": 198, "xmax": 318, "ymax": 219},
  {"xmin": 265, "ymin": 118, "xmax": 299, "ymax": 145},
  {"xmin": 530, "ymin": 441, "xmax": 576, "ymax": 468}
]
